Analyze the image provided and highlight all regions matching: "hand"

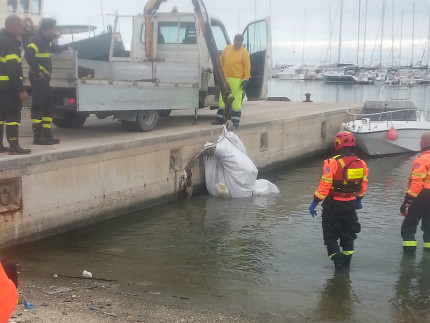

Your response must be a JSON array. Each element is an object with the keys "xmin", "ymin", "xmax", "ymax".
[
  {"xmin": 241, "ymin": 79, "xmax": 249, "ymax": 91},
  {"xmin": 35, "ymin": 71, "xmax": 44, "ymax": 80},
  {"xmin": 309, "ymin": 201, "xmax": 318, "ymax": 217},
  {"xmin": 19, "ymin": 91, "xmax": 28, "ymax": 103},
  {"xmin": 400, "ymin": 200, "xmax": 411, "ymax": 216},
  {"xmin": 355, "ymin": 197, "xmax": 363, "ymax": 210}
]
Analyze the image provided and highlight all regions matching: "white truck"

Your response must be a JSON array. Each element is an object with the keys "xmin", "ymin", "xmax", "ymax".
[{"xmin": 23, "ymin": 0, "xmax": 272, "ymax": 131}]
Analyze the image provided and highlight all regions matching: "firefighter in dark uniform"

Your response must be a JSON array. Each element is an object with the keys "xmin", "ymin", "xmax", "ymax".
[
  {"xmin": 400, "ymin": 131, "xmax": 430, "ymax": 254},
  {"xmin": 25, "ymin": 18, "xmax": 69, "ymax": 145},
  {"xmin": 0, "ymin": 15, "xmax": 31, "ymax": 155},
  {"xmin": 309, "ymin": 131, "xmax": 369, "ymax": 271}
]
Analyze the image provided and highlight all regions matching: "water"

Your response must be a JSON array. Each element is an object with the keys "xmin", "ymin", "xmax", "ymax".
[
  {"xmin": 4, "ymin": 153, "xmax": 430, "ymax": 321},
  {"xmin": 4, "ymin": 82, "xmax": 430, "ymax": 321},
  {"xmin": 269, "ymin": 79, "xmax": 430, "ymax": 111}
]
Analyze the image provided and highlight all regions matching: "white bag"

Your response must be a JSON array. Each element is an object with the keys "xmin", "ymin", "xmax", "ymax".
[{"xmin": 253, "ymin": 179, "xmax": 280, "ymax": 195}]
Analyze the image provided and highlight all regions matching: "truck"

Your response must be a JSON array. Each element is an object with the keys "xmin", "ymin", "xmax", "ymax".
[{"xmin": 22, "ymin": 0, "xmax": 272, "ymax": 131}]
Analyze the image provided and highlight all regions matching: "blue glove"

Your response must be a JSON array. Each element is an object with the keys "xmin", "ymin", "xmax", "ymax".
[
  {"xmin": 309, "ymin": 201, "xmax": 318, "ymax": 217},
  {"xmin": 241, "ymin": 79, "xmax": 249, "ymax": 91},
  {"xmin": 355, "ymin": 198, "xmax": 363, "ymax": 210}
]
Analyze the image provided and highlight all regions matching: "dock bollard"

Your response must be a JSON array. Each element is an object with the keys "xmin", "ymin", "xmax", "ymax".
[{"xmin": 303, "ymin": 93, "xmax": 313, "ymax": 102}]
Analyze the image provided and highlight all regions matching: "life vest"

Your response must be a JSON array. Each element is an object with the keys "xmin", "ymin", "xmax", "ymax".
[{"xmin": 330, "ymin": 155, "xmax": 365, "ymax": 199}]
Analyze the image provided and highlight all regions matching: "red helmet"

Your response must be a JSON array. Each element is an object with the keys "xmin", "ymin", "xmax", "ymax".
[{"xmin": 335, "ymin": 131, "xmax": 355, "ymax": 150}]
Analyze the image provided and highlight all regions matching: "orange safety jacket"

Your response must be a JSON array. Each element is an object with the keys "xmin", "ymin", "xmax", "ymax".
[
  {"xmin": 407, "ymin": 149, "xmax": 430, "ymax": 198},
  {"xmin": 0, "ymin": 263, "xmax": 17, "ymax": 323},
  {"xmin": 314, "ymin": 155, "xmax": 369, "ymax": 202}
]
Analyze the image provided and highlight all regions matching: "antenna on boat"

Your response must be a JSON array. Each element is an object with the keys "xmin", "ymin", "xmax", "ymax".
[{"xmin": 100, "ymin": 0, "xmax": 106, "ymax": 32}]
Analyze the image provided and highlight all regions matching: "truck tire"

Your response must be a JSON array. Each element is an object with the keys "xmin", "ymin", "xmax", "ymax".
[
  {"xmin": 52, "ymin": 118, "xmax": 68, "ymax": 128},
  {"xmin": 52, "ymin": 111, "xmax": 87, "ymax": 128},
  {"xmin": 134, "ymin": 110, "xmax": 159, "ymax": 132},
  {"xmin": 158, "ymin": 109, "xmax": 171, "ymax": 118}
]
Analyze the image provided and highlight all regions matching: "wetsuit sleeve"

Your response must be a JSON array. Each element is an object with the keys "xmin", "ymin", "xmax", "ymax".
[
  {"xmin": 356, "ymin": 160, "xmax": 369, "ymax": 198},
  {"xmin": 25, "ymin": 40, "xmax": 41, "ymax": 74},
  {"xmin": 407, "ymin": 156, "xmax": 426, "ymax": 197},
  {"xmin": 314, "ymin": 159, "xmax": 336, "ymax": 202},
  {"xmin": 4, "ymin": 45, "xmax": 23, "ymax": 93},
  {"xmin": 243, "ymin": 49, "xmax": 251, "ymax": 79}
]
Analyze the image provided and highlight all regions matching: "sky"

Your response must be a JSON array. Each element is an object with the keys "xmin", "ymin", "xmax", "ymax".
[{"xmin": 43, "ymin": 0, "xmax": 430, "ymax": 67}]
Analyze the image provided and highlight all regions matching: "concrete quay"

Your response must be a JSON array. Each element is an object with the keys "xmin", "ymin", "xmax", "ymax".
[{"xmin": 0, "ymin": 101, "xmax": 359, "ymax": 247}]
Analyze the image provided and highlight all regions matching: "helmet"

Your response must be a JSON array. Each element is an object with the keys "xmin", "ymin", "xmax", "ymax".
[{"xmin": 335, "ymin": 131, "xmax": 355, "ymax": 150}]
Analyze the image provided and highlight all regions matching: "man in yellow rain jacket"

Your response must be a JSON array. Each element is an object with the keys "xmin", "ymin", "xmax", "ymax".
[
  {"xmin": 212, "ymin": 34, "xmax": 250, "ymax": 128},
  {"xmin": 400, "ymin": 132, "xmax": 430, "ymax": 254}
]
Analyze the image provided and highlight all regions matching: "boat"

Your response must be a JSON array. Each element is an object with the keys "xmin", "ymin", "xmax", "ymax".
[
  {"xmin": 342, "ymin": 88, "xmax": 430, "ymax": 156},
  {"xmin": 278, "ymin": 67, "xmax": 304, "ymax": 80}
]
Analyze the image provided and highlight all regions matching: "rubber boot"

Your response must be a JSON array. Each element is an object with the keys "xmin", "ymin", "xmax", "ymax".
[
  {"xmin": 0, "ymin": 124, "xmax": 8, "ymax": 153},
  {"xmin": 7, "ymin": 125, "xmax": 31, "ymax": 155},
  {"xmin": 42, "ymin": 126, "xmax": 60, "ymax": 144},
  {"xmin": 32, "ymin": 123, "xmax": 52, "ymax": 145},
  {"xmin": 342, "ymin": 254, "xmax": 352, "ymax": 270},
  {"xmin": 331, "ymin": 253, "xmax": 343, "ymax": 272}
]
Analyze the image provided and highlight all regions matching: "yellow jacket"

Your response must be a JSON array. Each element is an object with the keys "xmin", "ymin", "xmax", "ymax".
[{"xmin": 220, "ymin": 45, "xmax": 251, "ymax": 79}]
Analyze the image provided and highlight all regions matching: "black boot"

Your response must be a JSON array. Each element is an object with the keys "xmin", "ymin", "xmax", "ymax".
[
  {"xmin": 331, "ymin": 253, "xmax": 343, "ymax": 272},
  {"xmin": 211, "ymin": 117, "xmax": 224, "ymax": 125},
  {"xmin": 32, "ymin": 123, "xmax": 52, "ymax": 145},
  {"xmin": 342, "ymin": 254, "xmax": 353, "ymax": 270},
  {"xmin": 42, "ymin": 126, "xmax": 60, "ymax": 144},
  {"xmin": 7, "ymin": 125, "xmax": 31, "ymax": 155},
  {"xmin": 0, "ymin": 124, "xmax": 8, "ymax": 153}
]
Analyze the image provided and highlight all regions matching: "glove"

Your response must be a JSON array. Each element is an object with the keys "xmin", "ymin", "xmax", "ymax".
[
  {"xmin": 241, "ymin": 79, "xmax": 249, "ymax": 91},
  {"xmin": 355, "ymin": 197, "xmax": 363, "ymax": 210},
  {"xmin": 400, "ymin": 195, "xmax": 413, "ymax": 216},
  {"xmin": 309, "ymin": 201, "xmax": 318, "ymax": 217}
]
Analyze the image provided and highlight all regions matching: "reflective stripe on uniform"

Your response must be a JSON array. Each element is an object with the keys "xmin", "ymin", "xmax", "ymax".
[
  {"xmin": 0, "ymin": 56, "xmax": 5, "ymax": 62},
  {"xmin": 403, "ymin": 241, "xmax": 417, "ymax": 247},
  {"xmin": 39, "ymin": 65, "xmax": 50, "ymax": 76},
  {"xmin": 28, "ymin": 43, "xmax": 39, "ymax": 53},
  {"xmin": 5, "ymin": 122, "xmax": 20, "ymax": 126},
  {"xmin": 424, "ymin": 242, "xmax": 430, "ymax": 249},
  {"xmin": 407, "ymin": 190, "xmax": 419, "ymax": 197},
  {"xmin": 42, "ymin": 117, "xmax": 53, "ymax": 122},
  {"xmin": 42, "ymin": 123, "xmax": 51, "ymax": 128},
  {"xmin": 35, "ymin": 53, "xmax": 50, "ymax": 58},
  {"xmin": 31, "ymin": 119, "xmax": 42, "ymax": 124},
  {"xmin": 342, "ymin": 250, "xmax": 354, "ymax": 256},
  {"xmin": 4, "ymin": 54, "xmax": 21, "ymax": 62},
  {"xmin": 321, "ymin": 176, "xmax": 333, "ymax": 183},
  {"xmin": 0, "ymin": 121, "xmax": 4, "ymax": 125},
  {"xmin": 329, "ymin": 253, "xmax": 337, "ymax": 260},
  {"xmin": 411, "ymin": 171, "xmax": 426, "ymax": 178},
  {"xmin": 315, "ymin": 191, "xmax": 326, "ymax": 200},
  {"xmin": 0, "ymin": 76, "xmax": 9, "ymax": 81}
]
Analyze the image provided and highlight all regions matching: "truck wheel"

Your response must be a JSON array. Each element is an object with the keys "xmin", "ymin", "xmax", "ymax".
[
  {"xmin": 53, "ymin": 118, "xmax": 69, "ymax": 128},
  {"xmin": 68, "ymin": 113, "xmax": 87, "ymax": 128},
  {"xmin": 134, "ymin": 110, "xmax": 158, "ymax": 132},
  {"xmin": 158, "ymin": 109, "xmax": 171, "ymax": 118}
]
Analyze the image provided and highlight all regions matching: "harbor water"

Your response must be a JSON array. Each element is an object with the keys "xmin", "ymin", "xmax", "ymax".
[{"xmin": 4, "ymin": 81, "xmax": 430, "ymax": 321}]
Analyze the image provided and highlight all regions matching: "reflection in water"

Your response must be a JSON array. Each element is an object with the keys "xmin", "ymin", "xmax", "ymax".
[
  {"xmin": 315, "ymin": 272, "xmax": 356, "ymax": 321},
  {"xmin": 392, "ymin": 253, "xmax": 430, "ymax": 322}
]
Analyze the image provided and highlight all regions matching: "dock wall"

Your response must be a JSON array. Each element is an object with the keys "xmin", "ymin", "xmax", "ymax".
[{"xmin": 0, "ymin": 104, "xmax": 347, "ymax": 247}]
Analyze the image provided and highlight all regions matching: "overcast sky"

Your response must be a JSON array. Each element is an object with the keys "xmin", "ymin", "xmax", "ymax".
[{"xmin": 44, "ymin": 0, "xmax": 430, "ymax": 67}]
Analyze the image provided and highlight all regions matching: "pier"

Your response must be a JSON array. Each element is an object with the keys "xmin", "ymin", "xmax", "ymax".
[{"xmin": 0, "ymin": 101, "xmax": 358, "ymax": 247}]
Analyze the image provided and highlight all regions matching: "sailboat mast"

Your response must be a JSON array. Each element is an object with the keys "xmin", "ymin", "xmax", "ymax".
[
  {"xmin": 357, "ymin": 0, "xmax": 361, "ymax": 66},
  {"xmin": 427, "ymin": 3, "xmax": 430, "ymax": 70},
  {"xmin": 380, "ymin": 0, "xmax": 386, "ymax": 69},
  {"xmin": 400, "ymin": 9, "xmax": 403, "ymax": 66},
  {"xmin": 338, "ymin": 0, "xmax": 343, "ymax": 63},
  {"xmin": 362, "ymin": 0, "xmax": 368, "ymax": 66},
  {"xmin": 391, "ymin": 0, "xmax": 394, "ymax": 67},
  {"xmin": 302, "ymin": 10, "xmax": 306, "ymax": 66},
  {"xmin": 329, "ymin": 4, "xmax": 332, "ymax": 64},
  {"xmin": 412, "ymin": 2, "xmax": 415, "ymax": 66}
]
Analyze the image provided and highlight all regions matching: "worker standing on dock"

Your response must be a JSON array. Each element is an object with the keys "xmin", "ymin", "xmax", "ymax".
[
  {"xmin": 25, "ymin": 18, "xmax": 69, "ymax": 145},
  {"xmin": 212, "ymin": 34, "xmax": 250, "ymax": 128},
  {"xmin": 309, "ymin": 131, "xmax": 368, "ymax": 271},
  {"xmin": 0, "ymin": 15, "xmax": 31, "ymax": 155},
  {"xmin": 400, "ymin": 132, "xmax": 430, "ymax": 254}
]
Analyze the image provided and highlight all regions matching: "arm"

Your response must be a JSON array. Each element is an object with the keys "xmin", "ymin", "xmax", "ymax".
[
  {"xmin": 50, "ymin": 42, "xmax": 69, "ymax": 53},
  {"xmin": 243, "ymin": 49, "xmax": 251, "ymax": 79},
  {"xmin": 407, "ymin": 157, "xmax": 426, "ymax": 198},
  {"xmin": 356, "ymin": 161, "xmax": 369, "ymax": 198},
  {"xmin": 25, "ymin": 42, "xmax": 41, "ymax": 74},
  {"xmin": 314, "ymin": 159, "xmax": 336, "ymax": 202},
  {"xmin": 4, "ymin": 46, "xmax": 24, "ymax": 94}
]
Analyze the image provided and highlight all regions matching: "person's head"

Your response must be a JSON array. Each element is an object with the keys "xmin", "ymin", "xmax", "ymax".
[
  {"xmin": 420, "ymin": 131, "xmax": 430, "ymax": 151},
  {"xmin": 40, "ymin": 18, "xmax": 57, "ymax": 40},
  {"xmin": 233, "ymin": 34, "xmax": 244, "ymax": 50},
  {"xmin": 334, "ymin": 131, "xmax": 356, "ymax": 151},
  {"xmin": 5, "ymin": 15, "xmax": 23, "ymax": 38}
]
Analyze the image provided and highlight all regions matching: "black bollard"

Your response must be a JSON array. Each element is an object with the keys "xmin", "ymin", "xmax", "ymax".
[{"xmin": 303, "ymin": 93, "xmax": 313, "ymax": 102}]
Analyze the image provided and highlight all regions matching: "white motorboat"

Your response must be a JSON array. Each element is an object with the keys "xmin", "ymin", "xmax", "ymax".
[
  {"xmin": 343, "ymin": 100, "xmax": 430, "ymax": 156},
  {"xmin": 278, "ymin": 67, "xmax": 305, "ymax": 80}
]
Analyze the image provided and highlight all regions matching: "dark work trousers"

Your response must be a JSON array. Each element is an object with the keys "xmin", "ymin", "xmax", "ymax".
[
  {"xmin": 29, "ymin": 73, "xmax": 54, "ymax": 122},
  {"xmin": 321, "ymin": 196, "xmax": 361, "ymax": 258},
  {"xmin": 401, "ymin": 189, "xmax": 430, "ymax": 247},
  {"xmin": 0, "ymin": 90, "xmax": 22, "ymax": 124}
]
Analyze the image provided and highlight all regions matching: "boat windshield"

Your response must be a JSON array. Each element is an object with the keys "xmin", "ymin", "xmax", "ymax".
[{"xmin": 357, "ymin": 101, "xmax": 418, "ymax": 121}]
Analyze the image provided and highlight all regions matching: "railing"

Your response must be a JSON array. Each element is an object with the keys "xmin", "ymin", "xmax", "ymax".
[{"xmin": 346, "ymin": 108, "xmax": 430, "ymax": 131}]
